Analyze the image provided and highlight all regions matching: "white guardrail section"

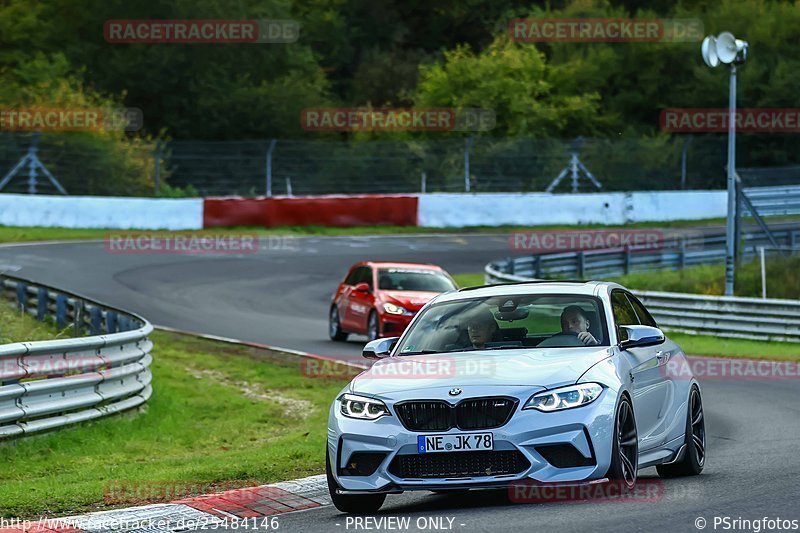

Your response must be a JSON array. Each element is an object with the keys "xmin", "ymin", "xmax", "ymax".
[
  {"xmin": 0, "ymin": 274, "xmax": 153, "ymax": 439},
  {"xmin": 484, "ymin": 263, "xmax": 800, "ymax": 343}
]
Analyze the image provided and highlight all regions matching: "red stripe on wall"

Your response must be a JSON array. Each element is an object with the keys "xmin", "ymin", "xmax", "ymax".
[{"xmin": 203, "ymin": 195, "xmax": 419, "ymax": 228}]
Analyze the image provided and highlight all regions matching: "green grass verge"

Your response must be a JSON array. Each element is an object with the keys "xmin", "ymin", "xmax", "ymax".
[
  {"xmin": 0, "ymin": 309, "xmax": 352, "ymax": 519},
  {"xmin": 5, "ymin": 216, "xmax": 800, "ymax": 244},
  {"xmin": 667, "ymin": 331, "xmax": 800, "ymax": 361},
  {"xmin": 452, "ymin": 273, "xmax": 487, "ymax": 289},
  {"xmin": 608, "ymin": 255, "xmax": 800, "ymax": 299}
]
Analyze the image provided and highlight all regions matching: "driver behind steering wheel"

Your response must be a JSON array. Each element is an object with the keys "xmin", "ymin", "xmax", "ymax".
[{"xmin": 560, "ymin": 305, "xmax": 599, "ymax": 346}]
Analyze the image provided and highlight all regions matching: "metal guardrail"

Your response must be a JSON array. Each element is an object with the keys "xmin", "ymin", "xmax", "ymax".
[
  {"xmin": 495, "ymin": 227, "xmax": 800, "ymax": 280},
  {"xmin": 743, "ymin": 185, "xmax": 800, "ymax": 217},
  {"xmin": 0, "ymin": 274, "xmax": 153, "ymax": 439},
  {"xmin": 485, "ymin": 225, "xmax": 800, "ymax": 342}
]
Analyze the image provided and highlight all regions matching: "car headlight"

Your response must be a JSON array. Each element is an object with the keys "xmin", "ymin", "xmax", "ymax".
[
  {"xmin": 339, "ymin": 393, "xmax": 390, "ymax": 420},
  {"xmin": 523, "ymin": 383, "xmax": 604, "ymax": 412},
  {"xmin": 383, "ymin": 303, "xmax": 411, "ymax": 315}
]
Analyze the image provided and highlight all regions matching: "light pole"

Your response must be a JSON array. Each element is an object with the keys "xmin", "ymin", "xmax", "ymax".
[{"xmin": 701, "ymin": 32, "xmax": 748, "ymax": 296}]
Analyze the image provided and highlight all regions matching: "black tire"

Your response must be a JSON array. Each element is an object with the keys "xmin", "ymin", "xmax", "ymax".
[
  {"xmin": 657, "ymin": 385, "xmax": 705, "ymax": 478},
  {"xmin": 366, "ymin": 311, "xmax": 379, "ymax": 342},
  {"xmin": 326, "ymin": 449, "xmax": 386, "ymax": 514},
  {"xmin": 329, "ymin": 306, "xmax": 348, "ymax": 341},
  {"xmin": 606, "ymin": 394, "xmax": 638, "ymax": 490}
]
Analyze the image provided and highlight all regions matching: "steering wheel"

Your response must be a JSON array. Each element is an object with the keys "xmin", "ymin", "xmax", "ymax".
[{"xmin": 538, "ymin": 331, "xmax": 585, "ymax": 348}]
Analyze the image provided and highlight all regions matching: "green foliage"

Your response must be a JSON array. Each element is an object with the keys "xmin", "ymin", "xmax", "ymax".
[{"xmin": 609, "ymin": 254, "xmax": 800, "ymax": 299}]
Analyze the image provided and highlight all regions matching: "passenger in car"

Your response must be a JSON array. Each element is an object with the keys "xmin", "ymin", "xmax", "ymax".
[
  {"xmin": 464, "ymin": 307, "xmax": 499, "ymax": 349},
  {"xmin": 561, "ymin": 305, "xmax": 600, "ymax": 346}
]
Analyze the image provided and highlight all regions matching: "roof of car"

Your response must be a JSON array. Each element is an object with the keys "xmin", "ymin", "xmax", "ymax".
[
  {"xmin": 359, "ymin": 261, "xmax": 445, "ymax": 270},
  {"xmin": 433, "ymin": 280, "xmax": 621, "ymax": 303}
]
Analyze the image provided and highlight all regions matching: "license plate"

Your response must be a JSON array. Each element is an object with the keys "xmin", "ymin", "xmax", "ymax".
[{"xmin": 417, "ymin": 433, "xmax": 493, "ymax": 453}]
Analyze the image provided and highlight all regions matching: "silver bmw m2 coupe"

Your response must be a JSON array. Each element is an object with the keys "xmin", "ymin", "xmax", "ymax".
[{"xmin": 326, "ymin": 281, "xmax": 705, "ymax": 513}]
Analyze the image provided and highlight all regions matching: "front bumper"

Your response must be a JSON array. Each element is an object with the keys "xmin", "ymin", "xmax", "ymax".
[
  {"xmin": 378, "ymin": 312, "xmax": 415, "ymax": 335},
  {"xmin": 327, "ymin": 385, "xmax": 618, "ymax": 493}
]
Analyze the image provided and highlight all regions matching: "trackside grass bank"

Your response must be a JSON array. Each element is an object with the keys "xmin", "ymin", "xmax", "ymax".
[
  {"xmin": 0, "ymin": 308, "xmax": 351, "ymax": 519},
  {"xmin": 3, "ymin": 217, "xmax": 794, "ymax": 243}
]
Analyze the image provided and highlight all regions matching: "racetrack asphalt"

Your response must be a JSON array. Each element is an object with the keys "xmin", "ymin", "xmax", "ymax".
[{"xmin": 1, "ymin": 230, "xmax": 798, "ymax": 532}]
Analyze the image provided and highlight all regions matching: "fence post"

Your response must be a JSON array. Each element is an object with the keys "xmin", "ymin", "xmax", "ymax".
[
  {"xmin": 153, "ymin": 140, "xmax": 162, "ymax": 196},
  {"xmin": 106, "ymin": 311, "xmax": 118, "ymax": 334},
  {"xmin": 533, "ymin": 255, "xmax": 542, "ymax": 278},
  {"xmin": 15, "ymin": 282, "xmax": 27, "ymax": 312},
  {"xmin": 90, "ymin": 306, "xmax": 102, "ymax": 336},
  {"xmin": 577, "ymin": 252, "xmax": 585, "ymax": 279},
  {"xmin": 421, "ymin": 171, "xmax": 426, "ymax": 193},
  {"xmin": 55, "ymin": 294, "xmax": 68, "ymax": 328},
  {"xmin": 506, "ymin": 258, "xmax": 515, "ymax": 275},
  {"xmin": 37, "ymin": 287, "xmax": 48, "ymax": 321},
  {"xmin": 792, "ymin": 230, "xmax": 798, "ymax": 249},
  {"xmin": 265, "ymin": 139, "xmax": 277, "ymax": 196},
  {"xmin": 464, "ymin": 137, "xmax": 473, "ymax": 192}
]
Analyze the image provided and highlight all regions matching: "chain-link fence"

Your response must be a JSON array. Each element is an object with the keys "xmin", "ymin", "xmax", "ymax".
[{"xmin": 3, "ymin": 133, "xmax": 800, "ymax": 196}]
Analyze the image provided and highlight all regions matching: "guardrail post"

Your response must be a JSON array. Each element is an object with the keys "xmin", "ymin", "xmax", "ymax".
[
  {"xmin": 679, "ymin": 239, "xmax": 687, "ymax": 270},
  {"xmin": 623, "ymin": 246, "xmax": 631, "ymax": 275},
  {"xmin": 36, "ymin": 287, "xmax": 48, "ymax": 321},
  {"xmin": 55, "ymin": 294, "xmax": 68, "ymax": 328},
  {"xmin": 792, "ymin": 231, "xmax": 798, "ymax": 250},
  {"xmin": 119, "ymin": 315, "xmax": 130, "ymax": 332},
  {"xmin": 533, "ymin": 255, "xmax": 542, "ymax": 278},
  {"xmin": 15, "ymin": 282, "xmax": 27, "ymax": 312},
  {"xmin": 89, "ymin": 306, "xmax": 102, "ymax": 335},
  {"xmin": 106, "ymin": 311, "xmax": 118, "ymax": 334},
  {"xmin": 577, "ymin": 252, "xmax": 585, "ymax": 278},
  {"xmin": 506, "ymin": 258, "xmax": 515, "ymax": 275}
]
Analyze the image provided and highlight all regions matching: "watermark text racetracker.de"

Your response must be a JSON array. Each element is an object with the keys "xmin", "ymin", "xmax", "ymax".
[
  {"xmin": 1, "ymin": 107, "xmax": 143, "ymax": 132},
  {"xmin": 301, "ymin": 108, "xmax": 495, "ymax": 132},
  {"xmin": 509, "ymin": 18, "xmax": 703, "ymax": 42},
  {"xmin": 509, "ymin": 479, "xmax": 701, "ymax": 504},
  {"xmin": 300, "ymin": 356, "xmax": 497, "ymax": 380},
  {"xmin": 104, "ymin": 19, "xmax": 298, "ymax": 43},
  {"xmin": 104, "ymin": 233, "xmax": 299, "ymax": 254},
  {"xmin": 508, "ymin": 229, "xmax": 705, "ymax": 253},
  {"xmin": 661, "ymin": 108, "xmax": 800, "ymax": 133},
  {"xmin": 664, "ymin": 356, "xmax": 800, "ymax": 381}
]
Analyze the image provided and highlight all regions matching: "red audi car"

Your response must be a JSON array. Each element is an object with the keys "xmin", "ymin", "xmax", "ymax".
[{"xmin": 329, "ymin": 261, "xmax": 458, "ymax": 342}]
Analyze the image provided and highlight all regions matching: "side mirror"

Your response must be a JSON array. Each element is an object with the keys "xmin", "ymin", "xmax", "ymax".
[
  {"xmin": 354, "ymin": 282, "xmax": 371, "ymax": 293},
  {"xmin": 619, "ymin": 325, "xmax": 665, "ymax": 350},
  {"xmin": 363, "ymin": 337, "xmax": 399, "ymax": 359}
]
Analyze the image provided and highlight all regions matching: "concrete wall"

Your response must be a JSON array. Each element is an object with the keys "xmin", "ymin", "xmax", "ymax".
[
  {"xmin": 417, "ymin": 191, "xmax": 727, "ymax": 227},
  {"xmin": 0, "ymin": 194, "xmax": 204, "ymax": 230}
]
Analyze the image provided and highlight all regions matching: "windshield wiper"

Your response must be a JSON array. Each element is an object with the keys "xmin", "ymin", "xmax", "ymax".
[{"xmin": 397, "ymin": 350, "xmax": 445, "ymax": 356}]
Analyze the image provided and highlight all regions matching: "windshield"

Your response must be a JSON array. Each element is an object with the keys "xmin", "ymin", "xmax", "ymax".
[
  {"xmin": 397, "ymin": 294, "xmax": 608, "ymax": 354},
  {"xmin": 377, "ymin": 268, "xmax": 456, "ymax": 292}
]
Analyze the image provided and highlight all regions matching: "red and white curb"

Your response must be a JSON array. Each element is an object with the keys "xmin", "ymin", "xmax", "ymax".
[{"xmin": 1, "ymin": 475, "xmax": 329, "ymax": 532}]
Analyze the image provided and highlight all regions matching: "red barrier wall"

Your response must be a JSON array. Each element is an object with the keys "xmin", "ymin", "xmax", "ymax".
[{"xmin": 203, "ymin": 195, "xmax": 419, "ymax": 228}]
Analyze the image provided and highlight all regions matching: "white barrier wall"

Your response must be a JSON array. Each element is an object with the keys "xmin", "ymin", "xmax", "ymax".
[
  {"xmin": 0, "ymin": 194, "xmax": 204, "ymax": 230},
  {"xmin": 417, "ymin": 191, "xmax": 727, "ymax": 227}
]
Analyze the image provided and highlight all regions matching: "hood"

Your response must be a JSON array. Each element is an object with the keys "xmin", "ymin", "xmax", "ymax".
[
  {"xmin": 380, "ymin": 290, "xmax": 440, "ymax": 312},
  {"xmin": 350, "ymin": 347, "xmax": 614, "ymax": 397}
]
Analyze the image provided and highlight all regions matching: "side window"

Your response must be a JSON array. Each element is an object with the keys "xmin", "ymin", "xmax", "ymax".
[
  {"xmin": 343, "ymin": 267, "xmax": 360, "ymax": 285},
  {"xmin": 357, "ymin": 267, "xmax": 374, "ymax": 289},
  {"xmin": 626, "ymin": 293, "xmax": 658, "ymax": 328},
  {"xmin": 611, "ymin": 290, "xmax": 638, "ymax": 327}
]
